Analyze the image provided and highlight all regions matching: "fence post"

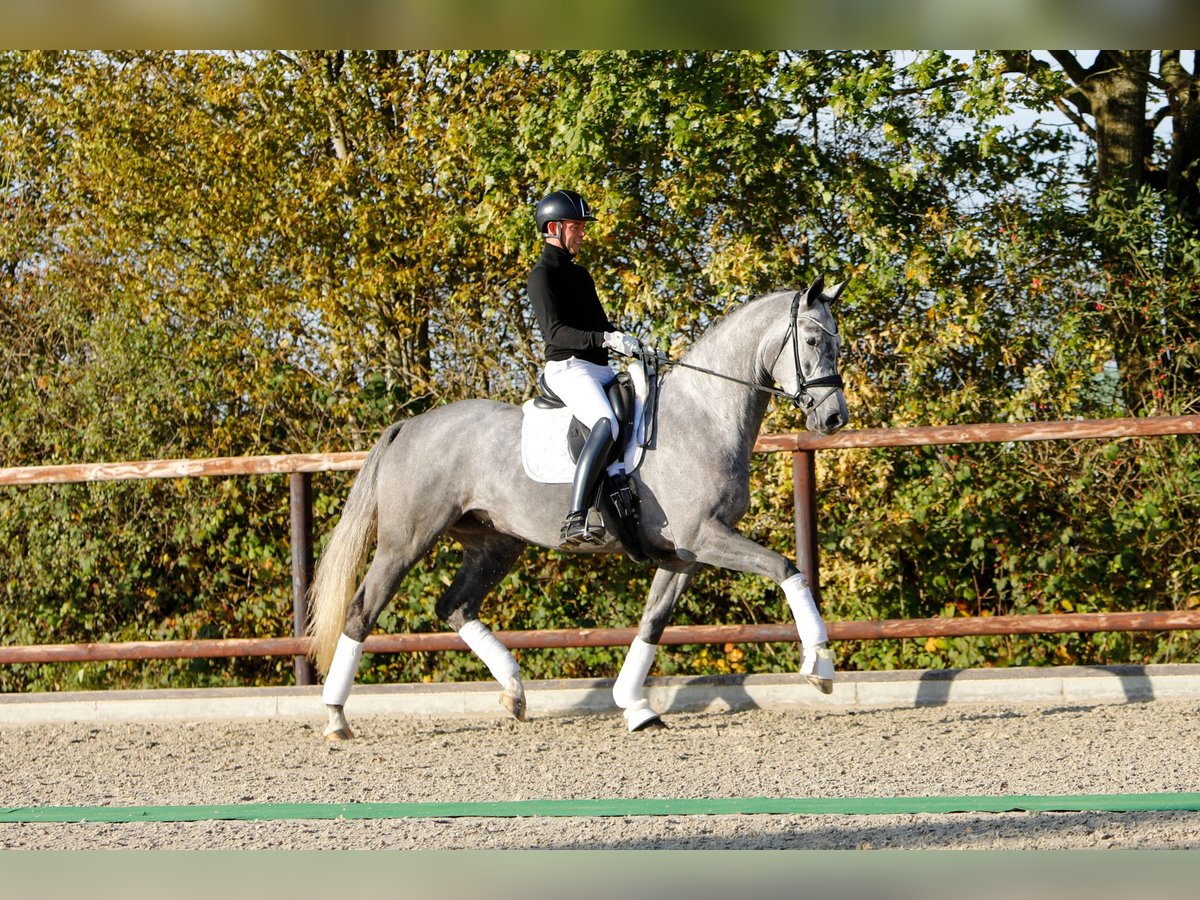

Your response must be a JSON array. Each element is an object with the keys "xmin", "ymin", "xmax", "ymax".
[
  {"xmin": 792, "ymin": 449, "xmax": 821, "ymax": 605},
  {"xmin": 288, "ymin": 472, "xmax": 316, "ymax": 685}
]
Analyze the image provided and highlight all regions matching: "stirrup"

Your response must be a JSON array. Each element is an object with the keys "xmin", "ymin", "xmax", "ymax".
[{"xmin": 560, "ymin": 510, "xmax": 605, "ymax": 548}]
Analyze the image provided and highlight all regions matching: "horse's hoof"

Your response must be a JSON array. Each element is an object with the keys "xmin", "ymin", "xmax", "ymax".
[
  {"xmin": 323, "ymin": 725, "xmax": 355, "ymax": 742},
  {"xmin": 501, "ymin": 691, "xmax": 527, "ymax": 722},
  {"xmin": 805, "ymin": 675, "xmax": 834, "ymax": 695},
  {"xmin": 624, "ymin": 704, "xmax": 665, "ymax": 732},
  {"xmin": 631, "ymin": 714, "xmax": 668, "ymax": 732},
  {"xmin": 801, "ymin": 645, "xmax": 836, "ymax": 694}
]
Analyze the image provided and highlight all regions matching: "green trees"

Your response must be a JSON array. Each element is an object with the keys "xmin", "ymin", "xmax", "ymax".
[
  {"xmin": 2, "ymin": 51, "xmax": 1197, "ymax": 690},
  {"xmin": 821, "ymin": 51, "xmax": 1200, "ymax": 670},
  {"xmin": 993, "ymin": 51, "xmax": 1200, "ymax": 413}
]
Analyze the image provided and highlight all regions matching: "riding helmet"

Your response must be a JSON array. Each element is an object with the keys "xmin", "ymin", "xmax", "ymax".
[{"xmin": 535, "ymin": 190, "xmax": 597, "ymax": 234}]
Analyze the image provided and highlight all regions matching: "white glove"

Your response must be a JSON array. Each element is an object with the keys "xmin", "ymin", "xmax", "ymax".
[{"xmin": 603, "ymin": 331, "xmax": 642, "ymax": 357}]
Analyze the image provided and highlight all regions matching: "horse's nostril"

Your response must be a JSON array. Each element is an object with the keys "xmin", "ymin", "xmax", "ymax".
[{"xmin": 824, "ymin": 412, "xmax": 843, "ymax": 430}]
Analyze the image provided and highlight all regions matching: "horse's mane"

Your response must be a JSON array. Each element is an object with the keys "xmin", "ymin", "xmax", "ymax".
[{"xmin": 681, "ymin": 290, "xmax": 791, "ymax": 361}]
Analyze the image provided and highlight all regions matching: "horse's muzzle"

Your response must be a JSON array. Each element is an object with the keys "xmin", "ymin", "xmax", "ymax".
[{"xmin": 805, "ymin": 389, "xmax": 849, "ymax": 435}]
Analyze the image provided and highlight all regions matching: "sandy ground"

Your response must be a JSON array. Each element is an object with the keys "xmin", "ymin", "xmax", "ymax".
[{"xmin": 4, "ymin": 696, "xmax": 1200, "ymax": 851}]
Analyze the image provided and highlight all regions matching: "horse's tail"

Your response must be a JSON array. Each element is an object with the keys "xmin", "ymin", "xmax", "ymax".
[{"xmin": 307, "ymin": 421, "xmax": 405, "ymax": 675}]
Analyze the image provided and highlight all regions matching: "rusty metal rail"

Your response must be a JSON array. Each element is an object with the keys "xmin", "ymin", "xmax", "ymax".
[
  {"xmin": 0, "ymin": 452, "xmax": 366, "ymax": 486},
  {"xmin": 4, "ymin": 610, "xmax": 1200, "ymax": 666},
  {"xmin": 2, "ymin": 414, "xmax": 1199, "ymax": 680}
]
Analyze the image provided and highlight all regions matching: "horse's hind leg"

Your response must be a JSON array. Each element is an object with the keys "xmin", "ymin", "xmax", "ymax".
[
  {"xmin": 439, "ymin": 523, "xmax": 528, "ymax": 720},
  {"xmin": 613, "ymin": 565, "xmax": 695, "ymax": 732},
  {"xmin": 320, "ymin": 538, "xmax": 425, "ymax": 740}
]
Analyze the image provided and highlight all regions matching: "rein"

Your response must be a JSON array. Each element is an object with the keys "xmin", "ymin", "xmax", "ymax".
[
  {"xmin": 642, "ymin": 290, "xmax": 844, "ymax": 410},
  {"xmin": 646, "ymin": 352, "xmax": 802, "ymax": 402}
]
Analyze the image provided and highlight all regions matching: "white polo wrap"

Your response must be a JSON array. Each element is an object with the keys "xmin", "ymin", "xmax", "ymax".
[
  {"xmin": 782, "ymin": 572, "xmax": 828, "ymax": 647},
  {"xmin": 322, "ymin": 633, "xmax": 364, "ymax": 707},
  {"xmin": 613, "ymin": 637, "xmax": 657, "ymax": 709},
  {"xmin": 459, "ymin": 620, "xmax": 521, "ymax": 687}
]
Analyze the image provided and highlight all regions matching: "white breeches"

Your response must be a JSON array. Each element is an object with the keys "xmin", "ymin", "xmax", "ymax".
[{"xmin": 543, "ymin": 356, "xmax": 620, "ymax": 444}]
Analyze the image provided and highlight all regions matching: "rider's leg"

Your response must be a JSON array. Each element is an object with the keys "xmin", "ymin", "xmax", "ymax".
[
  {"xmin": 561, "ymin": 417, "xmax": 614, "ymax": 545},
  {"xmin": 543, "ymin": 357, "xmax": 619, "ymax": 546},
  {"xmin": 542, "ymin": 357, "xmax": 618, "ymax": 442}
]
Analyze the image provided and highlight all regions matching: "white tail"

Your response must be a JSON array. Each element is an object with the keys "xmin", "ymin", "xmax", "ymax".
[{"xmin": 307, "ymin": 422, "xmax": 403, "ymax": 674}]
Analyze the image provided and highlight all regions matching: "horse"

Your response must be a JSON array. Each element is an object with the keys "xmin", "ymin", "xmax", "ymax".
[{"xmin": 307, "ymin": 275, "xmax": 849, "ymax": 738}]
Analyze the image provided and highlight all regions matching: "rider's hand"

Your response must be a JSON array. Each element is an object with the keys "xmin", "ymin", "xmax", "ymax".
[{"xmin": 603, "ymin": 331, "xmax": 642, "ymax": 357}]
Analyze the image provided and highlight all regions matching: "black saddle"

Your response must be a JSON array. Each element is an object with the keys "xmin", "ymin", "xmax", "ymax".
[{"xmin": 535, "ymin": 370, "xmax": 637, "ymax": 465}]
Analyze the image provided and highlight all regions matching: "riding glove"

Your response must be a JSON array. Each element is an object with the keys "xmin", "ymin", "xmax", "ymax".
[{"xmin": 603, "ymin": 331, "xmax": 642, "ymax": 357}]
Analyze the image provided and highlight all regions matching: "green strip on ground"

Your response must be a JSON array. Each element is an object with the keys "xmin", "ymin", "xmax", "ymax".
[{"xmin": 4, "ymin": 793, "xmax": 1200, "ymax": 824}]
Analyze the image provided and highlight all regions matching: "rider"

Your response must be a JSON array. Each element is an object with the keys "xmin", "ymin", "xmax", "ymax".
[{"xmin": 528, "ymin": 189, "xmax": 642, "ymax": 548}]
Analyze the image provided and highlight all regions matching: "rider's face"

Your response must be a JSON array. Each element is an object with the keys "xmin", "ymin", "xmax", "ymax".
[{"xmin": 553, "ymin": 219, "xmax": 587, "ymax": 255}]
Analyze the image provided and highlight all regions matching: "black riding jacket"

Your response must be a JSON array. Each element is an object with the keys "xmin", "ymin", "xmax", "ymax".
[{"xmin": 528, "ymin": 243, "xmax": 614, "ymax": 366}]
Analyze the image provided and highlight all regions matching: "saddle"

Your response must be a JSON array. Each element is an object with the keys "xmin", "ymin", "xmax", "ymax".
[
  {"xmin": 534, "ymin": 371, "xmax": 636, "ymax": 463},
  {"xmin": 534, "ymin": 371, "xmax": 664, "ymax": 564}
]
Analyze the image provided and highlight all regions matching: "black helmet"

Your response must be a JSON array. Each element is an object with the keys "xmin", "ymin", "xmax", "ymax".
[{"xmin": 535, "ymin": 190, "xmax": 597, "ymax": 234}]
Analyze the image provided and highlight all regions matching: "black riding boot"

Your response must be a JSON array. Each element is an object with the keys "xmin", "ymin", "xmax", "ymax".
[{"xmin": 560, "ymin": 417, "xmax": 615, "ymax": 548}]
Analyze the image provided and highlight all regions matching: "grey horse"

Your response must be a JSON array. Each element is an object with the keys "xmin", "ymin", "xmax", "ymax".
[{"xmin": 308, "ymin": 276, "xmax": 849, "ymax": 738}]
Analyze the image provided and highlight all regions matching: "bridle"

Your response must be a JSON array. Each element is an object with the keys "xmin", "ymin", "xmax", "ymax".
[
  {"xmin": 644, "ymin": 289, "xmax": 844, "ymax": 411},
  {"xmin": 777, "ymin": 288, "xmax": 845, "ymax": 410}
]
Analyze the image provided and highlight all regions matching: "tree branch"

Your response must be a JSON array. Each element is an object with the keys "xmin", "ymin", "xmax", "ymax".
[
  {"xmin": 1053, "ymin": 96, "xmax": 1096, "ymax": 140},
  {"xmin": 1150, "ymin": 103, "xmax": 1172, "ymax": 133},
  {"xmin": 1047, "ymin": 50, "xmax": 1090, "ymax": 85}
]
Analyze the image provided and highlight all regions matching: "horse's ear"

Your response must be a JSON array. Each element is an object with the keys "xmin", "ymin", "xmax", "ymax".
[
  {"xmin": 803, "ymin": 274, "xmax": 826, "ymax": 308},
  {"xmin": 825, "ymin": 279, "xmax": 848, "ymax": 304}
]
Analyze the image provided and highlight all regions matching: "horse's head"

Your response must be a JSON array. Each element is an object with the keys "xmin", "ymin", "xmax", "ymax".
[{"xmin": 767, "ymin": 275, "xmax": 849, "ymax": 435}]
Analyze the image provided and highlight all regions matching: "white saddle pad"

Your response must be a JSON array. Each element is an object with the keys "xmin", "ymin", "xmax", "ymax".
[
  {"xmin": 520, "ymin": 369, "xmax": 651, "ymax": 484},
  {"xmin": 520, "ymin": 402, "xmax": 578, "ymax": 483}
]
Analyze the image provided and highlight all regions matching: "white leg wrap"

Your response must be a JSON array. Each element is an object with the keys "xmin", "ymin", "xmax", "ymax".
[
  {"xmin": 613, "ymin": 637, "xmax": 657, "ymax": 709},
  {"xmin": 783, "ymin": 573, "xmax": 828, "ymax": 647},
  {"xmin": 459, "ymin": 620, "xmax": 521, "ymax": 688},
  {"xmin": 322, "ymin": 634, "xmax": 364, "ymax": 707}
]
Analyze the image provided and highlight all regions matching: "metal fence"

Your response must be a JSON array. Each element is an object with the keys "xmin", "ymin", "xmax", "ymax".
[{"xmin": 2, "ymin": 414, "xmax": 1199, "ymax": 685}]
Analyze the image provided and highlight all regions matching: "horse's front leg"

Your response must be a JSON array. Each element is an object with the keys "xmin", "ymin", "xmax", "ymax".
[
  {"xmin": 613, "ymin": 566, "xmax": 695, "ymax": 731},
  {"xmin": 685, "ymin": 521, "xmax": 834, "ymax": 693}
]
